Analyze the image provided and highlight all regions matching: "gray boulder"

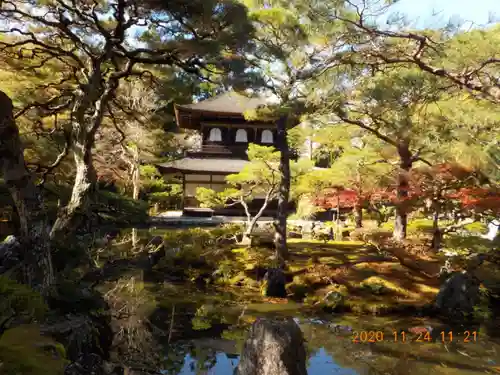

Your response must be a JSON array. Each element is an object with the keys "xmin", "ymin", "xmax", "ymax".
[
  {"xmin": 263, "ymin": 268, "xmax": 287, "ymax": 298},
  {"xmin": 435, "ymin": 270, "xmax": 481, "ymax": 318},
  {"xmin": 0, "ymin": 235, "xmax": 21, "ymax": 273},
  {"xmin": 236, "ymin": 318, "xmax": 307, "ymax": 375}
]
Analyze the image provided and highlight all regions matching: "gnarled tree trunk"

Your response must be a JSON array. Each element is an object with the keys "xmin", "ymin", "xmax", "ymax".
[
  {"xmin": 353, "ymin": 204, "xmax": 363, "ymax": 228},
  {"xmin": 354, "ymin": 162, "xmax": 363, "ymax": 228},
  {"xmin": 393, "ymin": 143, "xmax": 413, "ymax": 241},
  {"xmin": 50, "ymin": 136, "xmax": 97, "ymax": 239},
  {"xmin": 123, "ymin": 144, "xmax": 140, "ymax": 247},
  {"xmin": 274, "ymin": 115, "xmax": 289, "ymax": 263},
  {"xmin": 431, "ymin": 201, "xmax": 442, "ymax": 251},
  {"xmin": 0, "ymin": 90, "xmax": 53, "ymax": 290},
  {"xmin": 50, "ymin": 72, "xmax": 117, "ymax": 239},
  {"xmin": 240, "ymin": 189, "xmax": 274, "ymax": 245}
]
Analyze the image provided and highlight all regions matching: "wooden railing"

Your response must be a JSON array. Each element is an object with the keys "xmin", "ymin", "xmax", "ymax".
[
  {"xmin": 186, "ymin": 143, "xmax": 299, "ymax": 159},
  {"xmin": 186, "ymin": 144, "xmax": 249, "ymax": 157}
]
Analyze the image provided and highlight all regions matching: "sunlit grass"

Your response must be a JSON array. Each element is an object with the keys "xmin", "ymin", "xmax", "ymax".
[
  {"xmin": 358, "ymin": 276, "xmax": 414, "ymax": 296},
  {"xmin": 415, "ymin": 284, "xmax": 440, "ymax": 294}
]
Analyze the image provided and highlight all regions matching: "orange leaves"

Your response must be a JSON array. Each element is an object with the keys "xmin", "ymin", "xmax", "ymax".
[
  {"xmin": 313, "ymin": 188, "xmax": 359, "ymax": 209},
  {"xmin": 450, "ymin": 187, "xmax": 500, "ymax": 213},
  {"xmin": 312, "ymin": 162, "xmax": 498, "ymax": 214}
]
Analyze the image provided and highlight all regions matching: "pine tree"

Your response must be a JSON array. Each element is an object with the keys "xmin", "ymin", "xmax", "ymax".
[
  {"xmin": 0, "ymin": 0, "xmax": 255, "ymax": 238},
  {"xmin": 235, "ymin": 0, "xmax": 358, "ymax": 261}
]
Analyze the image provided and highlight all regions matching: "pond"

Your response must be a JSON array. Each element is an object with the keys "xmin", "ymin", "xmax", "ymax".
[
  {"xmin": 102, "ymin": 228, "xmax": 500, "ymax": 375},
  {"xmin": 124, "ymin": 283, "xmax": 499, "ymax": 375}
]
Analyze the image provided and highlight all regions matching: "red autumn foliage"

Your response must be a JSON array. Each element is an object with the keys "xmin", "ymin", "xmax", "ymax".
[
  {"xmin": 314, "ymin": 186, "xmax": 422, "ymax": 209},
  {"xmin": 313, "ymin": 163, "xmax": 499, "ymax": 214},
  {"xmin": 313, "ymin": 188, "xmax": 359, "ymax": 209},
  {"xmin": 449, "ymin": 187, "xmax": 500, "ymax": 214},
  {"xmin": 410, "ymin": 163, "xmax": 475, "ymax": 195}
]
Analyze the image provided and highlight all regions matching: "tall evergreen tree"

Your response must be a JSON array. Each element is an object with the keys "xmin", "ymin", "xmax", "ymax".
[
  {"xmin": 0, "ymin": 0, "xmax": 254, "ymax": 239},
  {"xmin": 236, "ymin": 0, "xmax": 358, "ymax": 261}
]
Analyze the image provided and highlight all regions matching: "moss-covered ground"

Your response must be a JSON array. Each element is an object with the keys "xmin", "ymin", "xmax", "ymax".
[
  {"xmin": 86, "ymin": 225, "xmax": 500, "ymax": 316},
  {"xmin": 148, "ymin": 237, "xmax": 451, "ymax": 315},
  {"xmin": 260, "ymin": 240, "xmax": 442, "ymax": 314}
]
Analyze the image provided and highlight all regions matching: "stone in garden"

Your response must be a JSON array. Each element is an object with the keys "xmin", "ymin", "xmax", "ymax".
[
  {"xmin": 236, "ymin": 318, "xmax": 307, "ymax": 375},
  {"xmin": 262, "ymin": 267, "xmax": 287, "ymax": 298},
  {"xmin": 435, "ymin": 270, "xmax": 480, "ymax": 318},
  {"xmin": 0, "ymin": 234, "xmax": 21, "ymax": 272}
]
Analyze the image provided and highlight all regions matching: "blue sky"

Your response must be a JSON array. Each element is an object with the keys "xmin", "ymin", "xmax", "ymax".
[{"xmin": 384, "ymin": 0, "xmax": 500, "ymax": 28}]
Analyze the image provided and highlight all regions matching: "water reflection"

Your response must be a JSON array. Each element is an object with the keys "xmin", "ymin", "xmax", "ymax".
[
  {"xmin": 157, "ymin": 295, "xmax": 500, "ymax": 375},
  {"xmin": 168, "ymin": 348, "xmax": 361, "ymax": 375},
  {"xmin": 307, "ymin": 348, "xmax": 358, "ymax": 375},
  {"xmin": 175, "ymin": 353, "xmax": 238, "ymax": 375},
  {"xmin": 107, "ymin": 228, "xmax": 500, "ymax": 375}
]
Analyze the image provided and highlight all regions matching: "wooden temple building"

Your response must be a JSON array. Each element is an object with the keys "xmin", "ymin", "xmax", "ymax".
[{"xmin": 156, "ymin": 91, "xmax": 294, "ymax": 217}]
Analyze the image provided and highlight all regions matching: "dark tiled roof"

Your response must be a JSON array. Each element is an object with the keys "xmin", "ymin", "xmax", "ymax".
[
  {"xmin": 175, "ymin": 91, "xmax": 271, "ymax": 115},
  {"xmin": 156, "ymin": 157, "xmax": 249, "ymax": 174}
]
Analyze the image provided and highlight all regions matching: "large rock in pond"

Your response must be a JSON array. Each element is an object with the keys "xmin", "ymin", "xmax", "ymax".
[
  {"xmin": 262, "ymin": 268, "xmax": 287, "ymax": 298},
  {"xmin": 236, "ymin": 318, "xmax": 307, "ymax": 375},
  {"xmin": 0, "ymin": 235, "xmax": 21, "ymax": 272},
  {"xmin": 435, "ymin": 270, "xmax": 481, "ymax": 318}
]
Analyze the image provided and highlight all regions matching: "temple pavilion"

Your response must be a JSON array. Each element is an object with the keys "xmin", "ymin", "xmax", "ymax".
[{"xmin": 156, "ymin": 91, "xmax": 292, "ymax": 217}]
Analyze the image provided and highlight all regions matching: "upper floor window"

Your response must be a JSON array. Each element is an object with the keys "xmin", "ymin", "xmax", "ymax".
[
  {"xmin": 208, "ymin": 127, "xmax": 222, "ymax": 142},
  {"xmin": 235, "ymin": 129, "xmax": 248, "ymax": 143},
  {"xmin": 261, "ymin": 129, "xmax": 273, "ymax": 144}
]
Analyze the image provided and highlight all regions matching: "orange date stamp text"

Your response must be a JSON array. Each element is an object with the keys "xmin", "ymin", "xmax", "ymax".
[{"xmin": 352, "ymin": 330, "xmax": 478, "ymax": 343}]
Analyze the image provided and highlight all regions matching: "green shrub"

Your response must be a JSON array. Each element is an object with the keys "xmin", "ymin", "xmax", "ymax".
[
  {"xmin": 362, "ymin": 282, "xmax": 386, "ymax": 295},
  {"xmin": 95, "ymin": 191, "xmax": 148, "ymax": 225},
  {"xmin": 0, "ymin": 276, "xmax": 47, "ymax": 333},
  {"xmin": 0, "ymin": 278, "xmax": 59, "ymax": 374},
  {"xmin": 473, "ymin": 286, "xmax": 493, "ymax": 320},
  {"xmin": 0, "ymin": 325, "xmax": 67, "ymax": 375},
  {"xmin": 158, "ymin": 225, "xmax": 244, "ymax": 270},
  {"xmin": 287, "ymin": 283, "xmax": 310, "ymax": 300},
  {"xmin": 212, "ymin": 258, "xmax": 240, "ymax": 284},
  {"xmin": 322, "ymin": 290, "xmax": 345, "ymax": 310},
  {"xmin": 366, "ymin": 206, "xmax": 395, "ymax": 226},
  {"xmin": 443, "ymin": 235, "xmax": 493, "ymax": 255},
  {"xmin": 140, "ymin": 164, "xmax": 170, "ymax": 192},
  {"xmin": 147, "ymin": 190, "xmax": 182, "ymax": 210}
]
